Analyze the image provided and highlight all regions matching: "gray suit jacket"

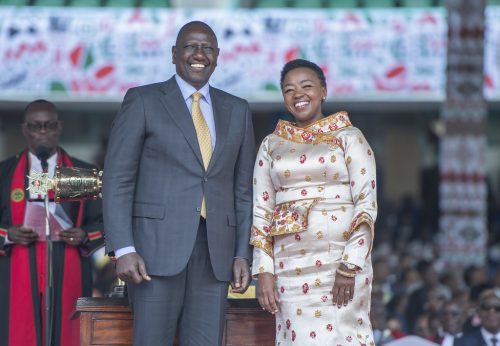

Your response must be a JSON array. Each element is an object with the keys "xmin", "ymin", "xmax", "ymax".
[{"xmin": 103, "ymin": 76, "xmax": 255, "ymax": 281}]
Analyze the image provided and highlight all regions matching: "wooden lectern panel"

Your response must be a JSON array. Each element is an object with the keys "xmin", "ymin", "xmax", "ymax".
[
  {"xmin": 92, "ymin": 317, "xmax": 133, "ymax": 344},
  {"xmin": 73, "ymin": 297, "xmax": 275, "ymax": 346},
  {"xmin": 224, "ymin": 308, "xmax": 275, "ymax": 346},
  {"xmin": 74, "ymin": 298, "xmax": 133, "ymax": 345}
]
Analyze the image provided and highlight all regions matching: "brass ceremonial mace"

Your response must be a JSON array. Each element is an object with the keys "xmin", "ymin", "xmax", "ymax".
[
  {"xmin": 29, "ymin": 166, "xmax": 127, "ymax": 294},
  {"xmin": 28, "ymin": 166, "xmax": 103, "ymax": 202}
]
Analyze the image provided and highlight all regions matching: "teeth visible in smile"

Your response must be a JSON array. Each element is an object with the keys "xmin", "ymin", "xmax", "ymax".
[
  {"xmin": 295, "ymin": 101, "xmax": 309, "ymax": 108},
  {"xmin": 191, "ymin": 64, "xmax": 205, "ymax": 68}
]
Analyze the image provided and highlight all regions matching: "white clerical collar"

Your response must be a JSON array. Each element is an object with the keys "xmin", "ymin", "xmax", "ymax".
[{"xmin": 28, "ymin": 151, "xmax": 57, "ymax": 178}]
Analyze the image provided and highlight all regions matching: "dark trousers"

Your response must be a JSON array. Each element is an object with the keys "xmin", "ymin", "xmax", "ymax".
[{"xmin": 128, "ymin": 220, "xmax": 228, "ymax": 346}]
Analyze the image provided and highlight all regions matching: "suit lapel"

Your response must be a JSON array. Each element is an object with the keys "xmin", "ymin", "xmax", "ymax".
[
  {"xmin": 207, "ymin": 87, "xmax": 232, "ymax": 172},
  {"xmin": 159, "ymin": 78, "xmax": 204, "ymax": 168}
]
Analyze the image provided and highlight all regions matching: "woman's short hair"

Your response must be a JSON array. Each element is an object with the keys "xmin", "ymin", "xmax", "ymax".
[{"xmin": 280, "ymin": 59, "xmax": 327, "ymax": 90}]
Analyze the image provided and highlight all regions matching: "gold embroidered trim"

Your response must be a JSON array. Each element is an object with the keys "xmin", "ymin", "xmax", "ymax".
[
  {"xmin": 342, "ymin": 212, "xmax": 374, "ymax": 243},
  {"xmin": 273, "ymin": 112, "xmax": 351, "ymax": 146},
  {"xmin": 274, "ymin": 126, "xmax": 341, "ymax": 146},
  {"xmin": 269, "ymin": 198, "xmax": 320, "ymax": 237},
  {"xmin": 305, "ymin": 111, "xmax": 351, "ymax": 130},
  {"xmin": 250, "ymin": 225, "xmax": 273, "ymax": 258}
]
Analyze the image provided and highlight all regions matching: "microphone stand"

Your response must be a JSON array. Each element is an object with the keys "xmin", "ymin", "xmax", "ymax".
[
  {"xmin": 41, "ymin": 159, "xmax": 53, "ymax": 346},
  {"xmin": 43, "ymin": 189, "xmax": 53, "ymax": 346}
]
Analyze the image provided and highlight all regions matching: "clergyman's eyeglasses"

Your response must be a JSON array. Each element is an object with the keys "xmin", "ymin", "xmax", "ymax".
[{"xmin": 25, "ymin": 121, "xmax": 59, "ymax": 133}]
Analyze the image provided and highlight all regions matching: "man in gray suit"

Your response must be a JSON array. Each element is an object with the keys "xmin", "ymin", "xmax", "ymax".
[{"xmin": 103, "ymin": 21, "xmax": 255, "ymax": 345}]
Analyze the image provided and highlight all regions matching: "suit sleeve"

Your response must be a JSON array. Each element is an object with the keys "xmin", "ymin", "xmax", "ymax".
[
  {"xmin": 102, "ymin": 88, "xmax": 146, "ymax": 253},
  {"xmin": 233, "ymin": 102, "xmax": 256, "ymax": 261},
  {"xmin": 340, "ymin": 127, "xmax": 377, "ymax": 269}
]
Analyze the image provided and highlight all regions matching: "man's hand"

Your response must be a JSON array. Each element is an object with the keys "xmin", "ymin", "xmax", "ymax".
[
  {"xmin": 8, "ymin": 225, "xmax": 38, "ymax": 245},
  {"xmin": 257, "ymin": 272, "xmax": 280, "ymax": 314},
  {"xmin": 116, "ymin": 252, "xmax": 151, "ymax": 284},
  {"xmin": 59, "ymin": 227, "xmax": 87, "ymax": 246},
  {"xmin": 230, "ymin": 258, "xmax": 251, "ymax": 293}
]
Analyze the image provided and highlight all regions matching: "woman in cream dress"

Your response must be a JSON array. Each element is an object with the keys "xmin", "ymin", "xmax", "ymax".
[{"xmin": 251, "ymin": 59, "xmax": 377, "ymax": 346}]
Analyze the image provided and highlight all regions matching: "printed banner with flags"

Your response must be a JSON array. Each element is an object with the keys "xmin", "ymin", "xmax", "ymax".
[{"xmin": 0, "ymin": 6, "xmax": 498, "ymax": 102}]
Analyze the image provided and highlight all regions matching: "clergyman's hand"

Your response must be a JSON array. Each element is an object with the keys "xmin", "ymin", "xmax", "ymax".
[
  {"xmin": 230, "ymin": 258, "xmax": 251, "ymax": 293},
  {"xmin": 116, "ymin": 252, "xmax": 151, "ymax": 284},
  {"xmin": 59, "ymin": 227, "xmax": 86, "ymax": 246},
  {"xmin": 8, "ymin": 225, "xmax": 38, "ymax": 245}
]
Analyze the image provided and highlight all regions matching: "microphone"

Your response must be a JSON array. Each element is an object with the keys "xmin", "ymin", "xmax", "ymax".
[{"xmin": 36, "ymin": 146, "xmax": 51, "ymax": 172}]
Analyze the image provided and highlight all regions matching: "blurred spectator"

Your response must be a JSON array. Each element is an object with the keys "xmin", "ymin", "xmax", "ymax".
[
  {"xmin": 374, "ymin": 257, "xmax": 395, "ymax": 304},
  {"xmin": 372, "ymin": 298, "xmax": 397, "ymax": 345},
  {"xmin": 454, "ymin": 288, "xmax": 500, "ymax": 346},
  {"xmin": 387, "ymin": 293, "xmax": 411, "ymax": 333},
  {"xmin": 405, "ymin": 260, "xmax": 449, "ymax": 329},
  {"xmin": 437, "ymin": 299, "xmax": 467, "ymax": 345},
  {"xmin": 425, "ymin": 286, "xmax": 449, "ymax": 315},
  {"xmin": 440, "ymin": 271, "xmax": 464, "ymax": 297},
  {"xmin": 394, "ymin": 195, "xmax": 421, "ymax": 250},
  {"xmin": 463, "ymin": 283, "xmax": 496, "ymax": 332},
  {"xmin": 413, "ymin": 313, "xmax": 440, "ymax": 342},
  {"xmin": 464, "ymin": 265, "xmax": 489, "ymax": 289},
  {"xmin": 393, "ymin": 267, "xmax": 422, "ymax": 296}
]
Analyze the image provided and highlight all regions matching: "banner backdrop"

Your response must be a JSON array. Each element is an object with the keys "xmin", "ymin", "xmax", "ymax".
[
  {"xmin": 438, "ymin": 0, "xmax": 487, "ymax": 267},
  {"xmin": 0, "ymin": 7, "xmax": 497, "ymax": 102}
]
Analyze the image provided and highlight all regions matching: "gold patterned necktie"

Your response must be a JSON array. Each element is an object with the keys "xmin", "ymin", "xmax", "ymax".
[{"xmin": 191, "ymin": 91, "xmax": 212, "ymax": 218}]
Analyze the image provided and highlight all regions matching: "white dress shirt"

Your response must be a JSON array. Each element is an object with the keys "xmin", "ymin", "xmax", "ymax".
[{"xmin": 481, "ymin": 327, "xmax": 500, "ymax": 346}]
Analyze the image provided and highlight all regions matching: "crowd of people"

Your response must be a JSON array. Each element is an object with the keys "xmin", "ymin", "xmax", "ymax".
[{"xmin": 368, "ymin": 195, "xmax": 500, "ymax": 344}]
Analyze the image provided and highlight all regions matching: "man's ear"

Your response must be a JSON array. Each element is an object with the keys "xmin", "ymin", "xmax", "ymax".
[
  {"xmin": 21, "ymin": 123, "xmax": 29, "ymax": 138},
  {"xmin": 58, "ymin": 120, "xmax": 63, "ymax": 132}
]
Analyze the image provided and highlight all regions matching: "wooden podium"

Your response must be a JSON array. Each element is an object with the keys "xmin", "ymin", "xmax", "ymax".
[{"xmin": 72, "ymin": 297, "xmax": 275, "ymax": 345}]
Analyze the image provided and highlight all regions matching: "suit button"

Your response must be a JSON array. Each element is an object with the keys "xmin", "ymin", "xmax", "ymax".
[
  {"xmin": 196, "ymin": 207, "xmax": 201, "ymax": 212},
  {"xmin": 203, "ymin": 177, "xmax": 208, "ymax": 182}
]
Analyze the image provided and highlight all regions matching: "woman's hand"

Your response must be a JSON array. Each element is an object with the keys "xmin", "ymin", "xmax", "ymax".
[
  {"xmin": 257, "ymin": 272, "xmax": 280, "ymax": 314},
  {"xmin": 332, "ymin": 265, "xmax": 356, "ymax": 308}
]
